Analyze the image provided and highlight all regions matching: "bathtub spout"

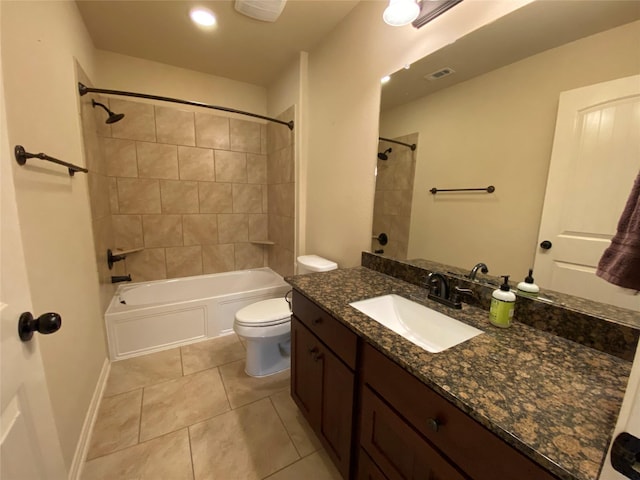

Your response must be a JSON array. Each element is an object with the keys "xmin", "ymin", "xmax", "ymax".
[{"xmin": 111, "ymin": 275, "xmax": 132, "ymax": 283}]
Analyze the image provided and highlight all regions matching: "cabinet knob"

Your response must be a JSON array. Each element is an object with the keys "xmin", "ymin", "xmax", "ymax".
[
  {"xmin": 312, "ymin": 317, "xmax": 323, "ymax": 325},
  {"xmin": 427, "ymin": 417, "xmax": 440, "ymax": 432},
  {"xmin": 308, "ymin": 347, "xmax": 323, "ymax": 362}
]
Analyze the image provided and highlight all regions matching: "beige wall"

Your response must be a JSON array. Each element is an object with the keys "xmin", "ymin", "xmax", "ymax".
[
  {"xmin": 1, "ymin": 0, "xmax": 107, "ymax": 469},
  {"xmin": 379, "ymin": 20, "xmax": 640, "ymax": 277},
  {"xmin": 304, "ymin": 0, "xmax": 533, "ymax": 268},
  {"xmin": 96, "ymin": 50, "xmax": 267, "ymax": 115}
]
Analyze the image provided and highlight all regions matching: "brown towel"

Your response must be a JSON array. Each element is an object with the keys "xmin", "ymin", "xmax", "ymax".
[{"xmin": 596, "ymin": 170, "xmax": 640, "ymax": 290}]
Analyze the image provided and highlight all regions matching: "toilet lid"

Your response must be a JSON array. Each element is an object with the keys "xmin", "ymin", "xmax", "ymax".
[{"xmin": 235, "ymin": 298, "xmax": 292, "ymax": 327}]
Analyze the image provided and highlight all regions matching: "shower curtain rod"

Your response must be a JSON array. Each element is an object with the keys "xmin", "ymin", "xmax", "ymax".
[
  {"xmin": 378, "ymin": 137, "xmax": 416, "ymax": 150},
  {"xmin": 77, "ymin": 83, "xmax": 294, "ymax": 130}
]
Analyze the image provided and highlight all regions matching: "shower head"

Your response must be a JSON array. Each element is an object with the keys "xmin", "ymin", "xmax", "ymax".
[
  {"xmin": 378, "ymin": 148, "xmax": 392, "ymax": 161},
  {"xmin": 91, "ymin": 100, "xmax": 125, "ymax": 124}
]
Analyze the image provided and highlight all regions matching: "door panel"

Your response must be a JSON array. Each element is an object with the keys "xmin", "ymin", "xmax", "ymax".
[{"xmin": 535, "ymin": 75, "xmax": 640, "ymax": 310}]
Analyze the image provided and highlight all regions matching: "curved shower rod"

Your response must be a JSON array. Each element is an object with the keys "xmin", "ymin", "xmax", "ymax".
[
  {"xmin": 77, "ymin": 83, "xmax": 294, "ymax": 130},
  {"xmin": 378, "ymin": 137, "xmax": 416, "ymax": 151}
]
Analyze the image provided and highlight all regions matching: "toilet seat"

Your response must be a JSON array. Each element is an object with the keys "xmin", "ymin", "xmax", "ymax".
[{"xmin": 234, "ymin": 298, "xmax": 291, "ymax": 327}]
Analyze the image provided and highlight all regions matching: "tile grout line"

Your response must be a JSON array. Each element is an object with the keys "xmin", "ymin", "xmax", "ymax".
[
  {"xmin": 268, "ymin": 394, "xmax": 303, "ymax": 459},
  {"xmin": 187, "ymin": 426, "xmax": 197, "ymax": 480}
]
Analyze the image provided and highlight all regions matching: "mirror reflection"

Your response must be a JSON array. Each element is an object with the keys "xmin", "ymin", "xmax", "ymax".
[{"xmin": 375, "ymin": 1, "xmax": 640, "ymax": 312}]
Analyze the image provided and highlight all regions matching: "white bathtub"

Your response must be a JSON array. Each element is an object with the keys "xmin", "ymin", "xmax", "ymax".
[{"xmin": 104, "ymin": 268, "xmax": 291, "ymax": 360}]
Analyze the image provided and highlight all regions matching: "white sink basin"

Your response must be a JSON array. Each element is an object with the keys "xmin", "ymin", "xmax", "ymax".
[{"xmin": 349, "ymin": 294, "xmax": 482, "ymax": 353}]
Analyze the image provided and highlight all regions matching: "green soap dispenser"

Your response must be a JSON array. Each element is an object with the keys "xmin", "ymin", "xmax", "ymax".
[{"xmin": 489, "ymin": 275, "xmax": 516, "ymax": 328}]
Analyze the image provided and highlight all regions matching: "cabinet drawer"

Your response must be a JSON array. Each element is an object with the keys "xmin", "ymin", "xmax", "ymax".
[
  {"xmin": 360, "ymin": 386, "xmax": 468, "ymax": 480},
  {"xmin": 363, "ymin": 343, "xmax": 559, "ymax": 480},
  {"xmin": 357, "ymin": 449, "xmax": 388, "ymax": 480},
  {"xmin": 292, "ymin": 289, "xmax": 358, "ymax": 369}
]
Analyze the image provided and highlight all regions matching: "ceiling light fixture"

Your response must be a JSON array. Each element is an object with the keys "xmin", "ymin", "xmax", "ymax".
[
  {"xmin": 381, "ymin": 75, "xmax": 391, "ymax": 84},
  {"xmin": 190, "ymin": 7, "xmax": 216, "ymax": 27},
  {"xmin": 383, "ymin": 0, "xmax": 420, "ymax": 27},
  {"xmin": 234, "ymin": 0, "xmax": 287, "ymax": 22}
]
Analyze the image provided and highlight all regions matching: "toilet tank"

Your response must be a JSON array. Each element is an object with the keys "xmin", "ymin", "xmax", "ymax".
[{"xmin": 297, "ymin": 255, "xmax": 338, "ymax": 274}]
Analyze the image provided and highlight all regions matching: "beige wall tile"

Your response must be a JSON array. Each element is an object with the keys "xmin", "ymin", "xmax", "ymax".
[
  {"xmin": 248, "ymin": 214, "xmax": 268, "ymax": 241},
  {"xmin": 117, "ymin": 178, "xmax": 161, "ymax": 214},
  {"xmin": 109, "ymin": 177, "xmax": 119, "ymax": 213},
  {"xmin": 217, "ymin": 214, "xmax": 248, "ymax": 243},
  {"xmin": 261, "ymin": 124, "xmax": 268, "ymax": 154},
  {"xmin": 136, "ymin": 142, "xmax": 178, "ymax": 179},
  {"xmin": 87, "ymin": 173, "xmax": 111, "ymax": 221},
  {"xmin": 199, "ymin": 182, "xmax": 232, "ymax": 213},
  {"xmin": 202, "ymin": 244, "xmax": 235, "ymax": 273},
  {"xmin": 104, "ymin": 138, "xmax": 138, "ymax": 178},
  {"xmin": 160, "ymin": 180, "xmax": 199, "ymax": 214},
  {"xmin": 183, "ymin": 214, "xmax": 218, "ymax": 245},
  {"xmin": 234, "ymin": 243, "xmax": 264, "ymax": 270},
  {"xmin": 110, "ymin": 99, "xmax": 156, "ymax": 142},
  {"xmin": 112, "ymin": 215, "xmax": 143, "ymax": 250},
  {"xmin": 215, "ymin": 150, "xmax": 247, "ymax": 183},
  {"xmin": 268, "ymin": 184, "xmax": 295, "ymax": 217},
  {"xmin": 267, "ymin": 146, "xmax": 294, "ymax": 184},
  {"xmin": 247, "ymin": 154, "xmax": 267, "ymax": 184},
  {"xmin": 142, "ymin": 215, "xmax": 183, "ymax": 247},
  {"xmin": 125, "ymin": 248, "xmax": 167, "ymax": 282},
  {"xmin": 268, "ymin": 215, "xmax": 294, "ymax": 252},
  {"xmin": 232, "ymin": 184, "xmax": 263, "ymax": 214},
  {"xmin": 155, "ymin": 106, "xmax": 195, "ymax": 146},
  {"xmin": 230, "ymin": 118, "xmax": 262, "ymax": 154},
  {"xmin": 267, "ymin": 120, "xmax": 293, "ymax": 154},
  {"xmin": 178, "ymin": 146, "xmax": 214, "ymax": 181},
  {"xmin": 165, "ymin": 246, "xmax": 203, "ymax": 278},
  {"xmin": 195, "ymin": 113, "xmax": 229, "ymax": 149},
  {"xmin": 268, "ymin": 246, "xmax": 294, "ymax": 277}
]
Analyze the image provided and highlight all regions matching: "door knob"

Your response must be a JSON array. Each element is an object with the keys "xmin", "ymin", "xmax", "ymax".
[
  {"xmin": 18, "ymin": 312, "xmax": 62, "ymax": 342},
  {"xmin": 540, "ymin": 240, "xmax": 553, "ymax": 250}
]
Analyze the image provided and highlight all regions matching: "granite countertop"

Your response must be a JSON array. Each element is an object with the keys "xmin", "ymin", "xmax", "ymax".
[{"xmin": 286, "ymin": 267, "xmax": 632, "ymax": 480}]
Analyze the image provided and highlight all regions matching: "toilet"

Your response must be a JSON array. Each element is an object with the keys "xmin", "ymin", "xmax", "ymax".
[{"xmin": 233, "ymin": 255, "xmax": 338, "ymax": 377}]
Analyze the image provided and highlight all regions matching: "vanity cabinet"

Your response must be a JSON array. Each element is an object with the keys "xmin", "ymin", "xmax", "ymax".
[
  {"xmin": 361, "ymin": 343, "xmax": 559, "ymax": 480},
  {"xmin": 291, "ymin": 290, "xmax": 358, "ymax": 479}
]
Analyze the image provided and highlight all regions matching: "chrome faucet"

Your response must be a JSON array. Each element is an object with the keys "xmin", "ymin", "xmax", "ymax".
[
  {"xmin": 426, "ymin": 272, "xmax": 461, "ymax": 309},
  {"xmin": 468, "ymin": 262, "xmax": 489, "ymax": 281}
]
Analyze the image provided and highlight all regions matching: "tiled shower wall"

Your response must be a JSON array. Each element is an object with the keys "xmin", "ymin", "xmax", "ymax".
[
  {"xmin": 82, "ymin": 95, "xmax": 295, "ymax": 290},
  {"xmin": 372, "ymin": 133, "xmax": 418, "ymax": 259}
]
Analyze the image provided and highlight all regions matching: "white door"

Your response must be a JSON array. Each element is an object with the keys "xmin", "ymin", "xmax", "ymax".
[
  {"xmin": 534, "ymin": 75, "xmax": 640, "ymax": 311},
  {"xmin": 0, "ymin": 41, "xmax": 67, "ymax": 479}
]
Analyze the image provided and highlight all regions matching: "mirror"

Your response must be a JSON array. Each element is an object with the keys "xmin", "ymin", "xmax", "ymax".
[{"xmin": 375, "ymin": 1, "xmax": 640, "ymax": 312}]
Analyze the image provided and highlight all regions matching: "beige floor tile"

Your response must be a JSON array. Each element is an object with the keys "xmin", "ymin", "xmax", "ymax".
[
  {"xmin": 104, "ymin": 348, "xmax": 183, "ymax": 397},
  {"xmin": 190, "ymin": 397, "xmax": 299, "ymax": 480},
  {"xmin": 86, "ymin": 389, "xmax": 142, "ymax": 460},
  {"xmin": 181, "ymin": 334, "xmax": 246, "ymax": 375},
  {"xmin": 265, "ymin": 450, "xmax": 342, "ymax": 480},
  {"xmin": 82, "ymin": 429, "xmax": 193, "ymax": 480},
  {"xmin": 270, "ymin": 390, "xmax": 322, "ymax": 457},
  {"xmin": 140, "ymin": 368, "xmax": 230, "ymax": 441},
  {"xmin": 219, "ymin": 359, "xmax": 290, "ymax": 408}
]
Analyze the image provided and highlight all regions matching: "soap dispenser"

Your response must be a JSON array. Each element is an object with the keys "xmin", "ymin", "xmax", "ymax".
[
  {"xmin": 489, "ymin": 275, "xmax": 516, "ymax": 328},
  {"xmin": 517, "ymin": 269, "xmax": 540, "ymax": 297}
]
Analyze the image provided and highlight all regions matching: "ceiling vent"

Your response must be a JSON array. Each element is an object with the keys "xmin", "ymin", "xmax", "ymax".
[
  {"xmin": 234, "ymin": 0, "xmax": 287, "ymax": 22},
  {"xmin": 412, "ymin": 0, "xmax": 463, "ymax": 29},
  {"xmin": 425, "ymin": 67, "xmax": 456, "ymax": 81}
]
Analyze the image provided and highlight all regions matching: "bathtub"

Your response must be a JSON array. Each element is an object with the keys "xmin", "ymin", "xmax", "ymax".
[{"xmin": 104, "ymin": 268, "xmax": 291, "ymax": 360}]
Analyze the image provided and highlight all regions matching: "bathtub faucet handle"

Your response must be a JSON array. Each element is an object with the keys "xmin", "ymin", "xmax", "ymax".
[
  {"xmin": 107, "ymin": 249, "xmax": 127, "ymax": 270},
  {"xmin": 111, "ymin": 275, "xmax": 132, "ymax": 284}
]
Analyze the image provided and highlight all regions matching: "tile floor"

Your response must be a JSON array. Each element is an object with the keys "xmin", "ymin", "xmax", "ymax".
[{"xmin": 82, "ymin": 334, "xmax": 342, "ymax": 480}]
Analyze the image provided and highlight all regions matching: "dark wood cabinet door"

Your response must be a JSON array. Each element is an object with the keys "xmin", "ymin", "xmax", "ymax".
[
  {"xmin": 320, "ymin": 342, "xmax": 355, "ymax": 479},
  {"xmin": 361, "ymin": 386, "xmax": 468, "ymax": 480},
  {"xmin": 357, "ymin": 449, "xmax": 389, "ymax": 480},
  {"xmin": 291, "ymin": 316, "xmax": 323, "ymax": 429}
]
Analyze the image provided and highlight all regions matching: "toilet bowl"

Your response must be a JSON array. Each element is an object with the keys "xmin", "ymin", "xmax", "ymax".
[{"xmin": 234, "ymin": 255, "xmax": 338, "ymax": 377}]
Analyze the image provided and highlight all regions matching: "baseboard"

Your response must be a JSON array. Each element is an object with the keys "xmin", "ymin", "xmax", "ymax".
[{"xmin": 68, "ymin": 357, "xmax": 111, "ymax": 480}]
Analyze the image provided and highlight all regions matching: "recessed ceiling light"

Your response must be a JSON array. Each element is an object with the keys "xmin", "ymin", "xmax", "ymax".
[{"xmin": 190, "ymin": 7, "xmax": 216, "ymax": 27}]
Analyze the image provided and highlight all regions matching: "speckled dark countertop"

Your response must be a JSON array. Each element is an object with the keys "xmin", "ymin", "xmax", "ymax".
[{"xmin": 286, "ymin": 267, "xmax": 632, "ymax": 480}]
